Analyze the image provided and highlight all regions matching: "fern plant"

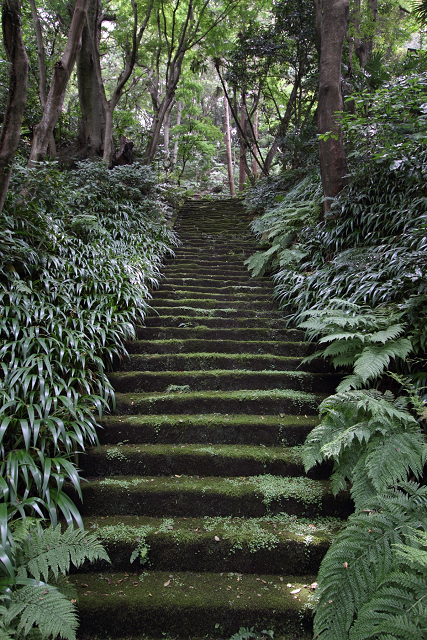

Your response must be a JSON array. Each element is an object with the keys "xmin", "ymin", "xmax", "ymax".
[
  {"xmin": 0, "ymin": 520, "xmax": 110, "ymax": 640},
  {"xmin": 298, "ymin": 300, "xmax": 413, "ymax": 391},
  {"xmin": 313, "ymin": 483, "xmax": 427, "ymax": 640},
  {"xmin": 302, "ymin": 388, "xmax": 427, "ymax": 509}
]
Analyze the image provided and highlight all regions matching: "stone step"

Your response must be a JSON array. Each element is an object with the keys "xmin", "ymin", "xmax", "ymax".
[
  {"xmin": 142, "ymin": 315, "xmax": 289, "ymax": 329},
  {"xmin": 123, "ymin": 352, "xmax": 330, "ymax": 374},
  {"xmin": 145, "ymin": 306, "xmax": 282, "ymax": 319},
  {"xmin": 136, "ymin": 326, "xmax": 304, "ymax": 342},
  {"xmin": 80, "ymin": 443, "xmax": 330, "ymax": 479},
  {"xmin": 148, "ymin": 298, "xmax": 277, "ymax": 311},
  {"xmin": 100, "ymin": 414, "xmax": 318, "ymax": 447},
  {"xmin": 114, "ymin": 389, "xmax": 323, "ymax": 416},
  {"xmin": 79, "ymin": 475, "xmax": 352, "ymax": 519},
  {"xmin": 150, "ymin": 290, "xmax": 273, "ymax": 303},
  {"xmin": 160, "ymin": 277, "xmax": 273, "ymax": 288},
  {"xmin": 156, "ymin": 283, "xmax": 273, "ymax": 294},
  {"xmin": 108, "ymin": 370, "xmax": 338, "ymax": 394},
  {"xmin": 80, "ymin": 514, "xmax": 340, "ymax": 574},
  {"xmin": 73, "ymin": 570, "xmax": 314, "ymax": 638},
  {"xmin": 125, "ymin": 339, "xmax": 313, "ymax": 357},
  {"xmin": 162, "ymin": 265, "xmax": 257, "ymax": 277}
]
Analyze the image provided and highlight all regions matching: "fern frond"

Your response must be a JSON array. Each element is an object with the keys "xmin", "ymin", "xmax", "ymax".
[
  {"xmin": 313, "ymin": 485, "xmax": 427, "ymax": 640},
  {"xmin": 365, "ymin": 432, "xmax": 426, "ymax": 493},
  {"xmin": 4, "ymin": 583, "xmax": 78, "ymax": 640},
  {"xmin": 354, "ymin": 340, "xmax": 413, "ymax": 384},
  {"xmin": 20, "ymin": 525, "xmax": 110, "ymax": 582}
]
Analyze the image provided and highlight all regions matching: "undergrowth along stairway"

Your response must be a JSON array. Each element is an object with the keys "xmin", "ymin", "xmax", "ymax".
[{"xmin": 74, "ymin": 198, "xmax": 351, "ymax": 639}]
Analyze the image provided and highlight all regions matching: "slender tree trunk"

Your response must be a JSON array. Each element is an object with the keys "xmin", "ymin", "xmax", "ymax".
[
  {"xmin": 239, "ymin": 100, "xmax": 246, "ymax": 192},
  {"xmin": 354, "ymin": 0, "xmax": 378, "ymax": 68},
  {"xmin": 28, "ymin": 0, "xmax": 90, "ymax": 165},
  {"xmin": 29, "ymin": 0, "xmax": 56, "ymax": 156},
  {"xmin": 172, "ymin": 100, "xmax": 182, "ymax": 166},
  {"xmin": 317, "ymin": 0, "xmax": 349, "ymax": 212},
  {"xmin": 252, "ymin": 108, "xmax": 258, "ymax": 177},
  {"xmin": 0, "ymin": 0, "xmax": 29, "ymax": 213},
  {"xmin": 224, "ymin": 94, "xmax": 235, "ymax": 196}
]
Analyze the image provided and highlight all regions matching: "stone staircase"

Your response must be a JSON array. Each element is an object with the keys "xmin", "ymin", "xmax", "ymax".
[{"xmin": 74, "ymin": 199, "xmax": 350, "ymax": 639}]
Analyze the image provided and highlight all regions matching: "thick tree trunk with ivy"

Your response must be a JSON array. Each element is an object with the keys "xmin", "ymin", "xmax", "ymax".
[
  {"xmin": 28, "ymin": 0, "xmax": 90, "ymax": 165},
  {"xmin": 77, "ymin": 0, "xmax": 106, "ymax": 157},
  {"xmin": 0, "ymin": 0, "xmax": 29, "ymax": 214},
  {"xmin": 317, "ymin": 0, "xmax": 349, "ymax": 212}
]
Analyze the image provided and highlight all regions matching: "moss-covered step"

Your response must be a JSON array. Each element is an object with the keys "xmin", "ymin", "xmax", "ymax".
[
  {"xmin": 162, "ymin": 263, "xmax": 254, "ymax": 275},
  {"xmin": 78, "ymin": 474, "xmax": 352, "ymax": 519},
  {"xmin": 144, "ymin": 306, "xmax": 282, "ymax": 319},
  {"xmin": 114, "ymin": 388, "xmax": 323, "ymax": 416},
  {"xmin": 80, "ymin": 443, "xmax": 331, "ymax": 479},
  {"xmin": 158, "ymin": 283, "xmax": 273, "ymax": 295},
  {"xmin": 123, "ymin": 352, "xmax": 330, "ymax": 374},
  {"xmin": 100, "ymin": 413, "xmax": 318, "ymax": 446},
  {"xmin": 141, "ymin": 316, "xmax": 288, "ymax": 330},
  {"xmin": 125, "ymin": 339, "xmax": 314, "ymax": 357},
  {"xmin": 148, "ymin": 298, "xmax": 278, "ymax": 311},
  {"xmin": 137, "ymin": 327, "xmax": 304, "ymax": 342},
  {"xmin": 79, "ymin": 514, "xmax": 341, "ymax": 574},
  {"xmin": 150, "ymin": 291, "xmax": 273, "ymax": 304},
  {"xmin": 108, "ymin": 370, "xmax": 338, "ymax": 395},
  {"xmin": 74, "ymin": 570, "xmax": 315, "ymax": 638},
  {"xmin": 162, "ymin": 276, "xmax": 274, "ymax": 288}
]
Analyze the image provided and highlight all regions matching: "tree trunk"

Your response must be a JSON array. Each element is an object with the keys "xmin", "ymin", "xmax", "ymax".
[
  {"xmin": 318, "ymin": 0, "xmax": 349, "ymax": 212},
  {"xmin": 239, "ymin": 100, "xmax": 246, "ymax": 192},
  {"xmin": 28, "ymin": 0, "xmax": 90, "ymax": 165},
  {"xmin": 77, "ymin": 0, "xmax": 105, "ymax": 157},
  {"xmin": 172, "ymin": 100, "xmax": 182, "ymax": 166},
  {"xmin": 252, "ymin": 108, "xmax": 258, "ymax": 178},
  {"xmin": 354, "ymin": 0, "xmax": 378, "ymax": 68},
  {"xmin": 0, "ymin": 0, "xmax": 29, "ymax": 213},
  {"xmin": 29, "ymin": 0, "xmax": 56, "ymax": 157},
  {"xmin": 224, "ymin": 94, "xmax": 235, "ymax": 196}
]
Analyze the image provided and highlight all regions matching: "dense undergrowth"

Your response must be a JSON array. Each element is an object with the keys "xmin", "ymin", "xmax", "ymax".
[
  {"xmin": 245, "ymin": 71, "xmax": 427, "ymax": 640},
  {"xmin": 0, "ymin": 160, "xmax": 178, "ymax": 637}
]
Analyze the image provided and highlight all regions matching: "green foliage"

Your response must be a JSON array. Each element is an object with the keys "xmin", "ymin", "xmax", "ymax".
[
  {"xmin": 242, "ymin": 72, "xmax": 427, "ymax": 346},
  {"xmin": 313, "ymin": 484, "xmax": 427, "ymax": 640},
  {"xmin": 244, "ymin": 172, "xmax": 322, "ymax": 277},
  {"xmin": 0, "ymin": 520, "xmax": 109, "ymax": 640},
  {"xmin": 0, "ymin": 160, "xmax": 177, "ymax": 529},
  {"xmin": 298, "ymin": 301, "xmax": 413, "ymax": 391},
  {"xmin": 302, "ymin": 389, "xmax": 426, "ymax": 508}
]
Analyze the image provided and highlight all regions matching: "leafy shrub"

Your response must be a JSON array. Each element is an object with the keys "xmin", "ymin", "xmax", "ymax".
[
  {"xmin": 0, "ymin": 160, "xmax": 178, "ymax": 528},
  {"xmin": 298, "ymin": 300, "xmax": 413, "ymax": 391},
  {"xmin": 312, "ymin": 483, "xmax": 427, "ymax": 640},
  {"xmin": 302, "ymin": 389, "xmax": 426, "ymax": 508},
  {"xmin": 244, "ymin": 172, "xmax": 322, "ymax": 277}
]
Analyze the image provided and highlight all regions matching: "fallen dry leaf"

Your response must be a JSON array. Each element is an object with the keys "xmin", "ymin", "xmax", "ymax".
[
  {"xmin": 164, "ymin": 580, "xmax": 171, "ymax": 587},
  {"xmin": 290, "ymin": 588, "xmax": 301, "ymax": 594}
]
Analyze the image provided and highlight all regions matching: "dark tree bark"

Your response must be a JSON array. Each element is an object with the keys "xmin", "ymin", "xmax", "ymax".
[
  {"xmin": 144, "ymin": 0, "xmax": 237, "ymax": 164},
  {"xmin": 29, "ymin": 0, "xmax": 56, "ymax": 156},
  {"xmin": 77, "ymin": 0, "xmax": 106, "ymax": 157},
  {"xmin": 88, "ymin": 0, "xmax": 154, "ymax": 165},
  {"xmin": 317, "ymin": 0, "xmax": 349, "ymax": 212},
  {"xmin": 223, "ymin": 93, "xmax": 235, "ymax": 196},
  {"xmin": 354, "ymin": 0, "xmax": 378, "ymax": 68},
  {"xmin": 0, "ymin": 0, "xmax": 29, "ymax": 213},
  {"xmin": 28, "ymin": 0, "xmax": 90, "ymax": 165}
]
